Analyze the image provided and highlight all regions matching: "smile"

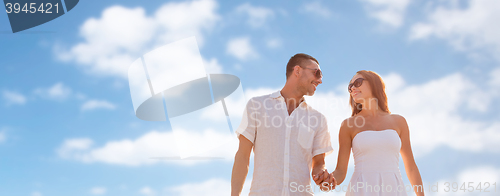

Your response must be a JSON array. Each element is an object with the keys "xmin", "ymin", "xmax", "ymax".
[{"xmin": 312, "ymin": 83, "xmax": 318, "ymax": 89}]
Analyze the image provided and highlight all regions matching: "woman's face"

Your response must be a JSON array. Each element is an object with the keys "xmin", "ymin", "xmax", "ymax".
[{"xmin": 349, "ymin": 73, "xmax": 372, "ymax": 103}]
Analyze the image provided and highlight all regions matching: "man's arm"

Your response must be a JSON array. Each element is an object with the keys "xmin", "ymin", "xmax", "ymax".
[
  {"xmin": 231, "ymin": 135, "xmax": 253, "ymax": 196},
  {"xmin": 311, "ymin": 153, "xmax": 329, "ymax": 188}
]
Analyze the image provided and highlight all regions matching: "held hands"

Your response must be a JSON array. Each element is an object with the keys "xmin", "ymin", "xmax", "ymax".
[{"xmin": 312, "ymin": 169, "xmax": 337, "ymax": 192}]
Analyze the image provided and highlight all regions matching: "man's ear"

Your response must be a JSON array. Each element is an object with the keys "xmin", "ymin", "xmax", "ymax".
[{"xmin": 293, "ymin": 65, "xmax": 301, "ymax": 78}]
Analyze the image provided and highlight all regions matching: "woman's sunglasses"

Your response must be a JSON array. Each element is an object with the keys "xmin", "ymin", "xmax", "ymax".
[
  {"xmin": 348, "ymin": 78, "xmax": 365, "ymax": 93},
  {"xmin": 301, "ymin": 67, "xmax": 323, "ymax": 79}
]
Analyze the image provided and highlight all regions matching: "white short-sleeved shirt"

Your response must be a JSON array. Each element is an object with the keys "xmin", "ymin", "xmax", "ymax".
[{"xmin": 236, "ymin": 91, "xmax": 334, "ymax": 196}]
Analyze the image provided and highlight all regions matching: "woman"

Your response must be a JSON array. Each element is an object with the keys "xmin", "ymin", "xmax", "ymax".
[{"xmin": 330, "ymin": 70, "xmax": 424, "ymax": 196}]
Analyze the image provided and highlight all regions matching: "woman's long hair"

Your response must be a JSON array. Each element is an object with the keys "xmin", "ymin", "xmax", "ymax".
[{"xmin": 350, "ymin": 70, "xmax": 390, "ymax": 116}]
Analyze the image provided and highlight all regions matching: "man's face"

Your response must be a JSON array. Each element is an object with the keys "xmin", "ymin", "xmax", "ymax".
[{"xmin": 298, "ymin": 60, "xmax": 322, "ymax": 96}]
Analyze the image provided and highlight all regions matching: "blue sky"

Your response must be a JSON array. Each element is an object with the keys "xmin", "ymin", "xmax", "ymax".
[{"xmin": 1, "ymin": 0, "xmax": 500, "ymax": 195}]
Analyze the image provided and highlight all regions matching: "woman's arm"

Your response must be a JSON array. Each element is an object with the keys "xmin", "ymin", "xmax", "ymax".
[
  {"xmin": 396, "ymin": 114, "xmax": 425, "ymax": 196},
  {"xmin": 331, "ymin": 119, "xmax": 353, "ymax": 185}
]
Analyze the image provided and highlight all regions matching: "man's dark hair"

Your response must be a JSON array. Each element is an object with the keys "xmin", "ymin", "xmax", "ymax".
[{"xmin": 286, "ymin": 53, "xmax": 319, "ymax": 79}]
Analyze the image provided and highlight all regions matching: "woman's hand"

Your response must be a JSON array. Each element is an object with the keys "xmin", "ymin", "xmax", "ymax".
[{"xmin": 320, "ymin": 172, "xmax": 337, "ymax": 192}]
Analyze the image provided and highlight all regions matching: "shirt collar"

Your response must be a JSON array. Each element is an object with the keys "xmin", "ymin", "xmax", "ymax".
[
  {"xmin": 269, "ymin": 91, "xmax": 282, "ymax": 99},
  {"xmin": 270, "ymin": 90, "xmax": 308, "ymax": 108}
]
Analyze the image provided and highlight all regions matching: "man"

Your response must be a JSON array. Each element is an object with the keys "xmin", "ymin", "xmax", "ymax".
[{"xmin": 231, "ymin": 53, "xmax": 336, "ymax": 196}]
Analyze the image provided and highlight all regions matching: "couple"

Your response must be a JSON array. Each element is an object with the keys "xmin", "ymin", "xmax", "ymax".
[{"xmin": 231, "ymin": 53, "xmax": 424, "ymax": 196}]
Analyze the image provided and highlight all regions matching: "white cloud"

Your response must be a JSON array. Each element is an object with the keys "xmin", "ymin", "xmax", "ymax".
[
  {"xmin": 359, "ymin": 0, "xmax": 411, "ymax": 28},
  {"xmin": 266, "ymin": 38, "xmax": 282, "ymax": 49},
  {"xmin": 34, "ymin": 82, "xmax": 72, "ymax": 101},
  {"xmin": 410, "ymin": 0, "xmax": 500, "ymax": 61},
  {"xmin": 90, "ymin": 187, "xmax": 107, "ymax": 195},
  {"xmin": 139, "ymin": 186, "xmax": 155, "ymax": 196},
  {"xmin": 244, "ymin": 87, "xmax": 278, "ymax": 99},
  {"xmin": 154, "ymin": 0, "xmax": 219, "ymax": 45},
  {"xmin": 58, "ymin": 138, "xmax": 94, "ymax": 159},
  {"xmin": 169, "ymin": 178, "xmax": 228, "ymax": 196},
  {"xmin": 57, "ymin": 68, "xmax": 500, "ymax": 166},
  {"xmin": 58, "ymin": 89, "xmax": 277, "ymax": 167},
  {"xmin": 167, "ymin": 178, "xmax": 251, "ymax": 196},
  {"xmin": 31, "ymin": 191, "xmax": 42, "ymax": 196},
  {"xmin": 235, "ymin": 3, "xmax": 274, "ymax": 28},
  {"xmin": 301, "ymin": 71, "xmax": 500, "ymax": 191},
  {"xmin": 301, "ymin": 1, "xmax": 333, "ymax": 18},
  {"xmin": 226, "ymin": 37, "xmax": 258, "ymax": 61},
  {"xmin": 383, "ymin": 72, "xmax": 500, "ymax": 156},
  {"xmin": 214, "ymin": 87, "xmax": 277, "ymax": 112},
  {"xmin": 81, "ymin": 99, "xmax": 116, "ymax": 111},
  {"xmin": 432, "ymin": 166, "xmax": 500, "ymax": 196},
  {"xmin": 200, "ymin": 87, "xmax": 277, "ymax": 128},
  {"xmin": 490, "ymin": 67, "xmax": 500, "ymax": 88},
  {"xmin": 203, "ymin": 58, "xmax": 223, "ymax": 74},
  {"xmin": 457, "ymin": 166, "xmax": 500, "ymax": 184},
  {"xmin": 0, "ymin": 131, "xmax": 6, "ymax": 143},
  {"xmin": 56, "ymin": 0, "xmax": 220, "ymax": 78},
  {"xmin": 2, "ymin": 90, "xmax": 27, "ymax": 106},
  {"xmin": 75, "ymin": 92, "xmax": 87, "ymax": 100},
  {"xmin": 57, "ymin": 130, "xmax": 238, "ymax": 166},
  {"xmin": 305, "ymin": 71, "xmax": 500, "ymax": 158}
]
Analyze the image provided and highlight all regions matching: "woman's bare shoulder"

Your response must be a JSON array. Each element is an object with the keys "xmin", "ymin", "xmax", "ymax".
[
  {"xmin": 388, "ymin": 114, "xmax": 407, "ymax": 124},
  {"xmin": 388, "ymin": 114, "xmax": 409, "ymax": 135},
  {"xmin": 339, "ymin": 116, "xmax": 357, "ymax": 137}
]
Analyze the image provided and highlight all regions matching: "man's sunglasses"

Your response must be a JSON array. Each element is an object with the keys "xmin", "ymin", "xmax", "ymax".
[
  {"xmin": 301, "ymin": 66, "xmax": 323, "ymax": 79},
  {"xmin": 348, "ymin": 78, "xmax": 365, "ymax": 93}
]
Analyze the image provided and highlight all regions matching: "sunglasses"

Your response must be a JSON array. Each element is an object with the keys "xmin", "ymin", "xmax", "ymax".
[
  {"xmin": 348, "ymin": 78, "xmax": 365, "ymax": 93},
  {"xmin": 301, "ymin": 66, "xmax": 323, "ymax": 79}
]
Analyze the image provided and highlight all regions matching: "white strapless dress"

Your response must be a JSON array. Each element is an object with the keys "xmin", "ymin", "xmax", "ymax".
[{"xmin": 345, "ymin": 129, "xmax": 407, "ymax": 196}]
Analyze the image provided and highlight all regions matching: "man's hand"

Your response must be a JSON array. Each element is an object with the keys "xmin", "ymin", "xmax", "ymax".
[
  {"xmin": 312, "ymin": 169, "xmax": 329, "ymax": 186},
  {"xmin": 312, "ymin": 153, "xmax": 334, "ymax": 191},
  {"xmin": 319, "ymin": 172, "xmax": 337, "ymax": 192}
]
